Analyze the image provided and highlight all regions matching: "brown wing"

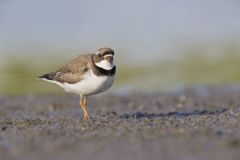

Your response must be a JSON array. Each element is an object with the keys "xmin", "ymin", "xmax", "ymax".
[{"xmin": 40, "ymin": 54, "xmax": 94, "ymax": 84}]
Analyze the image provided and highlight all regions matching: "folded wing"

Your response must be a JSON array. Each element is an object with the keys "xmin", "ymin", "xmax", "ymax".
[{"xmin": 38, "ymin": 54, "xmax": 93, "ymax": 84}]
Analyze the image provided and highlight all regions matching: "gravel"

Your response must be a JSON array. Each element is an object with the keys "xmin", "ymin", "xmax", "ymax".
[{"xmin": 0, "ymin": 87, "xmax": 240, "ymax": 160}]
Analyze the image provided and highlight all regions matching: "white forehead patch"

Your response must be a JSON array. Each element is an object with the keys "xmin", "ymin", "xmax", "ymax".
[{"xmin": 104, "ymin": 54, "xmax": 113, "ymax": 58}]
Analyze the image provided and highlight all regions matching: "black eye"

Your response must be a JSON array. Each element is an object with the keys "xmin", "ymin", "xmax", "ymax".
[{"xmin": 99, "ymin": 54, "xmax": 103, "ymax": 58}]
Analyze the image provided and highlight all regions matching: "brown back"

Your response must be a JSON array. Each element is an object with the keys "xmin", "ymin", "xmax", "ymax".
[{"xmin": 51, "ymin": 54, "xmax": 93, "ymax": 84}]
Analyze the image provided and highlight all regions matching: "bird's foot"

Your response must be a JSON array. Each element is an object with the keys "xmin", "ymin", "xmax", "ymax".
[
  {"xmin": 80, "ymin": 98, "xmax": 93, "ymax": 125},
  {"xmin": 83, "ymin": 112, "xmax": 93, "ymax": 125}
]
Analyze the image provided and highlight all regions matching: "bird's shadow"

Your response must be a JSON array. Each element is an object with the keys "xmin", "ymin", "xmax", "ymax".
[{"xmin": 119, "ymin": 108, "xmax": 228, "ymax": 119}]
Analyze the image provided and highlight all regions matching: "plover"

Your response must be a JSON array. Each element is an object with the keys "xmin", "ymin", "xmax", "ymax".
[{"xmin": 38, "ymin": 48, "xmax": 116, "ymax": 122}]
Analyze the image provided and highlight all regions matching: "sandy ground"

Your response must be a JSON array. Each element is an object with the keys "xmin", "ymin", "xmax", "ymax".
[{"xmin": 0, "ymin": 87, "xmax": 240, "ymax": 160}]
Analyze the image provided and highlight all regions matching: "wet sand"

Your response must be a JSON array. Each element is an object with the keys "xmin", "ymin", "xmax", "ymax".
[{"xmin": 0, "ymin": 87, "xmax": 240, "ymax": 160}]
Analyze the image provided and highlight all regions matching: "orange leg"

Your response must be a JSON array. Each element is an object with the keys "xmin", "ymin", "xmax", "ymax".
[{"xmin": 79, "ymin": 97, "xmax": 92, "ymax": 124}]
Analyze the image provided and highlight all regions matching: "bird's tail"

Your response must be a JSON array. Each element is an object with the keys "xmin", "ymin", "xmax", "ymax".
[{"xmin": 37, "ymin": 73, "xmax": 53, "ymax": 80}]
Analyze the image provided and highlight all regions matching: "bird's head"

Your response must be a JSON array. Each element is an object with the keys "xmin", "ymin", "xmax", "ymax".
[{"xmin": 94, "ymin": 48, "xmax": 115, "ymax": 70}]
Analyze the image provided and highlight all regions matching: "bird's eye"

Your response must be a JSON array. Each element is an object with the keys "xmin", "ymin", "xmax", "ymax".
[{"xmin": 99, "ymin": 54, "xmax": 103, "ymax": 58}]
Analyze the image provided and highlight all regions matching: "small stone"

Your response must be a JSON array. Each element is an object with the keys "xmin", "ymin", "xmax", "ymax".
[
  {"xmin": 179, "ymin": 95, "xmax": 187, "ymax": 102},
  {"xmin": 1, "ymin": 126, "xmax": 7, "ymax": 131}
]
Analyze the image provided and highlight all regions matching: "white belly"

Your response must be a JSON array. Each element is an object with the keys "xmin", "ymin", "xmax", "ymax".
[{"xmin": 63, "ymin": 69, "xmax": 115, "ymax": 96}]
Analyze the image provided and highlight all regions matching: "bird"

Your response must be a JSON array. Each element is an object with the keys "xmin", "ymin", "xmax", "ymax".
[{"xmin": 38, "ymin": 48, "xmax": 116, "ymax": 123}]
